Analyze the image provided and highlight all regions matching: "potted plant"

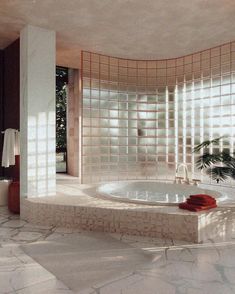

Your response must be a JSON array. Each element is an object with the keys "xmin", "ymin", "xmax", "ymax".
[{"xmin": 194, "ymin": 137, "xmax": 235, "ymax": 183}]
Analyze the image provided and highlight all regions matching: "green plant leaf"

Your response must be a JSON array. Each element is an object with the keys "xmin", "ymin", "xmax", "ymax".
[
  {"xmin": 206, "ymin": 166, "xmax": 234, "ymax": 182},
  {"xmin": 196, "ymin": 152, "xmax": 222, "ymax": 169},
  {"xmin": 221, "ymin": 151, "xmax": 235, "ymax": 168},
  {"xmin": 193, "ymin": 137, "xmax": 224, "ymax": 153}
]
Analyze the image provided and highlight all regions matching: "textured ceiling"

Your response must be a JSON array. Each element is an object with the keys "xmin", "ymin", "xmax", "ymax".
[{"xmin": 0, "ymin": 0, "xmax": 235, "ymax": 68}]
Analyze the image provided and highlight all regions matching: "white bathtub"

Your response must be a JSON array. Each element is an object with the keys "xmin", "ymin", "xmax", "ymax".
[
  {"xmin": 0, "ymin": 179, "xmax": 11, "ymax": 206},
  {"xmin": 97, "ymin": 181, "xmax": 224, "ymax": 206}
]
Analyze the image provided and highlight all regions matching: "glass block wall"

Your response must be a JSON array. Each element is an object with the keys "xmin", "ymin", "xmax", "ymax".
[{"xmin": 81, "ymin": 42, "xmax": 235, "ymax": 184}]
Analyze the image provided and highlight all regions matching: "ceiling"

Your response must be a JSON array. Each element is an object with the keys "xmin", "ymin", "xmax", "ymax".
[{"xmin": 0, "ymin": 0, "xmax": 235, "ymax": 68}]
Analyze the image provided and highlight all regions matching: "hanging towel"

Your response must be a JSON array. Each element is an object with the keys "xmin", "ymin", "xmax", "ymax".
[
  {"xmin": 14, "ymin": 131, "xmax": 20, "ymax": 156},
  {"xmin": 1, "ymin": 129, "xmax": 20, "ymax": 167}
]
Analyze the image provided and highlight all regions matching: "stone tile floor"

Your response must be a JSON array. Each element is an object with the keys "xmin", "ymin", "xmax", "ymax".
[{"xmin": 1, "ymin": 206, "xmax": 235, "ymax": 294}]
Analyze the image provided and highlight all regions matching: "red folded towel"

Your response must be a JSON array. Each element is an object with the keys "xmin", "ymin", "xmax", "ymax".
[
  {"xmin": 179, "ymin": 194, "xmax": 217, "ymax": 212},
  {"xmin": 179, "ymin": 202, "xmax": 217, "ymax": 212},
  {"xmin": 187, "ymin": 199, "xmax": 216, "ymax": 206},
  {"xmin": 190, "ymin": 194, "xmax": 215, "ymax": 201}
]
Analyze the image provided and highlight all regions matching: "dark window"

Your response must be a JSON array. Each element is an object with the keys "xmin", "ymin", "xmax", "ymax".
[{"xmin": 56, "ymin": 67, "xmax": 68, "ymax": 173}]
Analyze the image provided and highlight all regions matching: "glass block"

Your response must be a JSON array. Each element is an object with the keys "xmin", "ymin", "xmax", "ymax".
[
  {"xmin": 147, "ymin": 77, "xmax": 156, "ymax": 86},
  {"xmin": 110, "ymin": 138, "xmax": 118, "ymax": 145},
  {"xmin": 109, "ymin": 101, "xmax": 118, "ymax": 110},
  {"xmin": 119, "ymin": 111, "xmax": 128, "ymax": 119},
  {"xmin": 110, "ymin": 156, "xmax": 118, "ymax": 162},
  {"xmin": 99, "ymin": 109, "xmax": 108, "ymax": 117},
  {"xmin": 100, "ymin": 72, "xmax": 109, "ymax": 80},
  {"xmin": 119, "ymin": 120, "xmax": 128, "ymax": 128},
  {"xmin": 91, "ymin": 62, "xmax": 99, "ymax": 73},
  {"xmin": 221, "ymin": 64, "xmax": 231, "ymax": 75},
  {"xmin": 110, "ymin": 146, "xmax": 118, "ymax": 154},
  {"xmin": 129, "ymin": 111, "xmax": 137, "ymax": 119},
  {"xmin": 221, "ymin": 85, "xmax": 230, "ymax": 95},
  {"xmin": 128, "ymin": 138, "xmax": 137, "ymax": 145},
  {"xmin": 221, "ymin": 105, "xmax": 231, "ymax": 115},
  {"xmin": 109, "ymin": 128, "xmax": 119, "ymax": 136},
  {"xmin": 81, "ymin": 45, "xmax": 235, "ymax": 185},
  {"xmin": 221, "ymin": 43, "xmax": 231, "ymax": 54},
  {"xmin": 138, "ymin": 104, "xmax": 147, "ymax": 111},
  {"xmin": 118, "ymin": 128, "xmax": 127, "ymax": 136},
  {"xmin": 119, "ymin": 137, "xmax": 128, "ymax": 145},
  {"xmin": 128, "ymin": 120, "xmax": 137, "ymax": 128},
  {"xmin": 211, "ymin": 66, "xmax": 221, "ymax": 76},
  {"xmin": 101, "ymin": 156, "xmax": 109, "ymax": 163},
  {"xmin": 109, "ymin": 110, "xmax": 119, "ymax": 118},
  {"xmin": 91, "ymin": 89, "xmax": 99, "ymax": 99},
  {"xmin": 211, "ymin": 86, "xmax": 220, "ymax": 97},
  {"xmin": 91, "ymin": 99, "xmax": 99, "ymax": 109},
  {"xmin": 128, "ymin": 146, "xmax": 137, "ymax": 154},
  {"xmin": 100, "ymin": 137, "xmax": 109, "ymax": 145},
  {"xmin": 83, "ymin": 88, "xmax": 90, "ymax": 98},
  {"xmin": 109, "ymin": 119, "xmax": 118, "ymax": 127},
  {"xmin": 221, "ymin": 75, "xmax": 231, "ymax": 85},
  {"xmin": 91, "ymin": 109, "xmax": 99, "ymax": 117}
]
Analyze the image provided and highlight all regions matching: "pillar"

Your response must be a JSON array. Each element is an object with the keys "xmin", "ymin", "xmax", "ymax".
[{"xmin": 20, "ymin": 25, "xmax": 56, "ymax": 198}]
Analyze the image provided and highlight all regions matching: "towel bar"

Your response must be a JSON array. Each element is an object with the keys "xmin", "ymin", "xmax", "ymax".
[{"xmin": 1, "ymin": 129, "xmax": 19, "ymax": 134}]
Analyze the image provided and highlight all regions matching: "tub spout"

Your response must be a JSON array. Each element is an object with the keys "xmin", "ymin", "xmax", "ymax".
[{"xmin": 175, "ymin": 163, "xmax": 190, "ymax": 184}]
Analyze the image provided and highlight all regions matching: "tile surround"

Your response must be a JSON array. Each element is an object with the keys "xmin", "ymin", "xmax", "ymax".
[{"xmin": 20, "ymin": 177, "xmax": 235, "ymax": 243}]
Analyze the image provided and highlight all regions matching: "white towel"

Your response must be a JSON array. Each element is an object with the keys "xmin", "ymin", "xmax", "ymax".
[
  {"xmin": 1, "ymin": 129, "xmax": 20, "ymax": 167},
  {"xmin": 14, "ymin": 131, "xmax": 20, "ymax": 156}
]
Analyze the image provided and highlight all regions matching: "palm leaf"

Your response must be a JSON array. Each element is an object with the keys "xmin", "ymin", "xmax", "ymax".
[
  {"xmin": 221, "ymin": 151, "xmax": 235, "ymax": 168},
  {"xmin": 206, "ymin": 166, "xmax": 234, "ymax": 182},
  {"xmin": 196, "ymin": 152, "xmax": 222, "ymax": 169},
  {"xmin": 229, "ymin": 169, "xmax": 235, "ymax": 180},
  {"xmin": 193, "ymin": 137, "xmax": 225, "ymax": 153}
]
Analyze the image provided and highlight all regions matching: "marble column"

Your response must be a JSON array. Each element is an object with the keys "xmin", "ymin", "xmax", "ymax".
[
  {"xmin": 20, "ymin": 25, "xmax": 56, "ymax": 198},
  {"xmin": 67, "ymin": 69, "xmax": 79, "ymax": 177}
]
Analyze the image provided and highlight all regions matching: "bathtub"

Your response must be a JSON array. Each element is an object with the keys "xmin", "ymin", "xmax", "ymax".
[
  {"xmin": 0, "ymin": 179, "xmax": 11, "ymax": 206},
  {"xmin": 97, "ymin": 181, "xmax": 224, "ymax": 206}
]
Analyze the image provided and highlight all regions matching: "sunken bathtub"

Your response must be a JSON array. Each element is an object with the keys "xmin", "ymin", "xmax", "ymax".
[{"xmin": 97, "ymin": 181, "xmax": 223, "ymax": 206}]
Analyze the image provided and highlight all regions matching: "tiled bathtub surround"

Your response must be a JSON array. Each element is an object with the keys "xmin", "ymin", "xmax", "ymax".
[
  {"xmin": 20, "ymin": 178, "xmax": 235, "ymax": 243},
  {"xmin": 81, "ymin": 43, "xmax": 235, "ymax": 185},
  {"xmin": 20, "ymin": 199, "xmax": 235, "ymax": 243}
]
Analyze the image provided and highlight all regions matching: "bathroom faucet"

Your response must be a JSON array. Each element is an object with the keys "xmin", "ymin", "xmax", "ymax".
[{"xmin": 175, "ymin": 163, "xmax": 190, "ymax": 184}]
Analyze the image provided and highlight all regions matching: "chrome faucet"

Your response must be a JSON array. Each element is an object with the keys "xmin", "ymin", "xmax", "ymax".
[{"xmin": 175, "ymin": 163, "xmax": 190, "ymax": 184}]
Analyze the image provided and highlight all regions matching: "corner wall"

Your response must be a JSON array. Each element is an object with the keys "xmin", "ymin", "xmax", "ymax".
[{"xmin": 67, "ymin": 69, "xmax": 79, "ymax": 177}]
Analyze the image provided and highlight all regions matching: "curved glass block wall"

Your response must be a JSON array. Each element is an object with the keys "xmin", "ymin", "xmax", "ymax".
[{"xmin": 81, "ymin": 42, "xmax": 235, "ymax": 184}]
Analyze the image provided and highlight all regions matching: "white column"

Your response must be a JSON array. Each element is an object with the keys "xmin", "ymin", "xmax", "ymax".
[{"xmin": 20, "ymin": 25, "xmax": 56, "ymax": 198}]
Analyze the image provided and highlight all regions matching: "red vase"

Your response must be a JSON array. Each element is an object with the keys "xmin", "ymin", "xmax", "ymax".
[{"xmin": 8, "ymin": 181, "xmax": 20, "ymax": 214}]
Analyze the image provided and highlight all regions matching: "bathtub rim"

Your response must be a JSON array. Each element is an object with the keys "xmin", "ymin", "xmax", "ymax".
[{"xmin": 96, "ymin": 180, "xmax": 226, "ymax": 207}]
